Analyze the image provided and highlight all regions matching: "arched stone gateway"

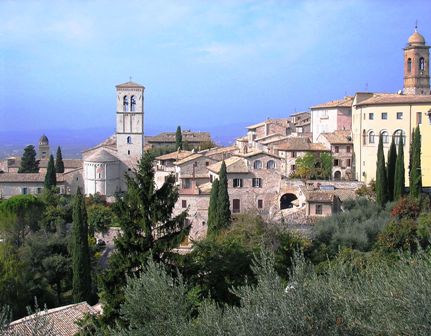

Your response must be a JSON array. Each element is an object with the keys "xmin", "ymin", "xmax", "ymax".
[{"xmin": 280, "ymin": 193, "xmax": 298, "ymax": 210}]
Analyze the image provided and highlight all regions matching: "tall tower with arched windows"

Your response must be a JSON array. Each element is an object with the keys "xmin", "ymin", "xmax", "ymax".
[
  {"xmin": 115, "ymin": 81, "xmax": 145, "ymax": 163},
  {"xmin": 403, "ymin": 27, "xmax": 430, "ymax": 95}
]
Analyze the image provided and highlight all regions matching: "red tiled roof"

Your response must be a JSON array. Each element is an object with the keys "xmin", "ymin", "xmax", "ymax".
[
  {"xmin": 354, "ymin": 93, "xmax": 431, "ymax": 106},
  {"xmin": 311, "ymin": 96, "xmax": 354, "ymax": 109}
]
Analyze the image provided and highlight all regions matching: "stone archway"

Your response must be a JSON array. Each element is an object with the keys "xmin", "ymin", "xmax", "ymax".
[
  {"xmin": 334, "ymin": 171, "xmax": 341, "ymax": 180},
  {"xmin": 280, "ymin": 193, "xmax": 298, "ymax": 210}
]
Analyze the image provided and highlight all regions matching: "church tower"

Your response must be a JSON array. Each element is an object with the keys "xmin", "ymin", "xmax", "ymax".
[
  {"xmin": 403, "ymin": 27, "xmax": 430, "ymax": 95},
  {"xmin": 115, "ymin": 80, "xmax": 145, "ymax": 163}
]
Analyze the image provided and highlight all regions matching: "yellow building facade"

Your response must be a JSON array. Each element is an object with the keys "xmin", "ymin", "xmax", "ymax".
[{"xmin": 352, "ymin": 28, "xmax": 431, "ymax": 188}]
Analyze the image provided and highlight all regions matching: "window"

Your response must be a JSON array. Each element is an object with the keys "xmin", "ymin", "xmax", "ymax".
[
  {"xmin": 393, "ymin": 129, "xmax": 406, "ymax": 145},
  {"xmin": 233, "ymin": 178, "xmax": 243, "ymax": 188},
  {"xmin": 315, "ymin": 204, "xmax": 322, "ymax": 215},
  {"xmin": 363, "ymin": 130, "xmax": 367, "ymax": 145},
  {"xmin": 420, "ymin": 57, "xmax": 425, "ymax": 72},
  {"xmin": 266, "ymin": 160, "xmax": 276, "ymax": 169},
  {"xmin": 417, "ymin": 112, "xmax": 422, "ymax": 125},
  {"xmin": 182, "ymin": 179, "xmax": 192, "ymax": 189},
  {"xmin": 22, "ymin": 187, "xmax": 28, "ymax": 195},
  {"xmin": 291, "ymin": 164, "xmax": 296, "ymax": 172},
  {"xmin": 252, "ymin": 178, "xmax": 262, "ymax": 188},
  {"xmin": 123, "ymin": 96, "xmax": 129, "ymax": 112},
  {"xmin": 334, "ymin": 159, "xmax": 339, "ymax": 167},
  {"xmin": 205, "ymin": 161, "xmax": 209, "ymax": 166},
  {"xmin": 369, "ymin": 131, "xmax": 375, "ymax": 144},
  {"xmin": 397, "ymin": 112, "xmax": 403, "ymax": 120},
  {"xmin": 130, "ymin": 95, "xmax": 136, "ymax": 112},
  {"xmin": 127, "ymin": 150, "xmax": 130, "ymax": 155},
  {"xmin": 347, "ymin": 159, "xmax": 351, "ymax": 167},
  {"xmin": 407, "ymin": 58, "xmax": 412, "ymax": 72},
  {"xmin": 210, "ymin": 175, "xmax": 213, "ymax": 182},
  {"xmin": 182, "ymin": 200, "xmax": 187, "ymax": 208},
  {"xmin": 381, "ymin": 131, "xmax": 389, "ymax": 144},
  {"xmin": 127, "ymin": 136, "xmax": 132, "ymax": 144},
  {"xmin": 381, "ymin": 112, "xmax": 387, "ymax": 120},
  {"xmin": 346, "ymin": 145, "xmax": 351, "ymax": 153},
  {"xmin": 292, "ymin": 151, "xmax": 297, "ymax": 158},
  {"xmin": 253, "ymin": 160, "xmax": 262, "ymax": 169},
  {"xmin": 257, "ymin": 199, "xmax": 263, "ymax": 209},
  {"xmin": 334, "ymin": 146, "xmax": 339, "ymax": 153},
  {"xmin": 232, "ymin": 199, "xmax": 241, "ymax": 213},
  {"xmin": 37, "ymin": 187, "xmax": 42, "ymax": 194},
  {"xmin": 369, "ymin": 113, "xmax": 374, "ymax": 120}
]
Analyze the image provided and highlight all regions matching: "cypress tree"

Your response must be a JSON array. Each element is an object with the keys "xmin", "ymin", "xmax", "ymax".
[
  {"xmin": 71, "ymin": 188, "xmax": 92, "ymax": 303},
  {"xmin": 394, "ymin": 136, "xmax": 405, "ymax": 201},
  {"xmin": 55, "ymin": 146, "xmax": 65, "ymax": 173},
  {"xmin": 44, "ymin": 154, "xmax": 57, "ymax": 189},
  {"xmin": 176, "ymin": 126, "xmax": 183, "ymax": 150},
  {"xmin": 386, "ymin": 138, "xmax": 397, "ymax": 202},
  {"xmin": 207, "ymin": 179, "xmax": 220, "ymax": 236},
  {"xmin": 408, "ymin": 128, "xmax": 415, "ymax": 186},
  {"xmin": 376, "ymin": 133, "xmax": 388, "ymax": 207},
  {"xmin": 410, "ymin": 126, "xmax": 422, "ymax": 198},
  {"xmin": 217, "ymin": 161, "xmax": 231, "ymax": 230},
  {"xmin": 100, "ymin": 151, "xmax": 189, "ymax": 323},
  {"xmin": 18, "ymin": 145, "xmax": 39, "ymax": 173}
]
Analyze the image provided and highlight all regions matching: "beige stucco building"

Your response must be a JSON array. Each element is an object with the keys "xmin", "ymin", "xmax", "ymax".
[{"xmin": 352, "ymin": 28, "xmax": 431, "ymax": 187}]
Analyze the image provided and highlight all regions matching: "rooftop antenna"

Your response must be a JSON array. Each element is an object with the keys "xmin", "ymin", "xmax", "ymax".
[
  {"xmin": 415, "ymin": 20, "xmax": 418, "ymax": 32},
  {"xmin": 129, "ymin": 76, "xmax": 132, "ymax": 82},
  {"xmin": 365, "ymin": 82, "xmax": 369, "ymax": 92}
]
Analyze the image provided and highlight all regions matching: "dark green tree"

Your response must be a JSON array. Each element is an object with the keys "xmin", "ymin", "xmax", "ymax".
[
  {"xmin": 100, "ymin": 151, "xmax": 189, "ymax": 323},
  {"xmin": 55, "ymin": 146, "xmax": 64, "ymax": 173},
  {"xmin": 44, "ymin": 154, "xmax": 57, "ymax": 190},
  {"xmin": 394, "ymin": 136, "xmax": 405, "ymax": 201},
  {"xmin": 217, "ymin": 161, "xmax": 231, "ymax": 231},
  {"xmin": 409, "ymin": 128, "xmax": 415, "ymax": 183},
  {"xmin": 207, "ymin": 179, "xmax": 220, "ymax": 236},
  {"xmin": 376, "ymin": 133, "xmax": 388, "ymax": 207},
  {"xmin": 18, "ymin": 145, "xmax": 39, "ymax": 173},
  {"xmin": 386, "ymin": 138, "xmax": 397, "ymax": 201},
  {"xmin": 410, "ymin": 126, "xmax": 422, "ymax": 198},
  {"xmin": 176, "ymin": 126, "xmax": 183, "ymax": 150},
  {"xmin": 71, "ymin": 188, "xmax": 92, "ymax": 304}
]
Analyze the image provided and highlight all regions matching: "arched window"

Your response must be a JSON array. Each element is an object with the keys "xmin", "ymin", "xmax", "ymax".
[
  {"xmin": 123, "ymin": 96, "xmax": 129, "ymax": 112},
  {"xmin": 131, "ymin": 95, "xmax": 136, "ymax": 112},
  {"xmin": 127, "ymin": 136, "xmax": 132, "ymax": 144},
  {"xmin": 267, "ymin": 160, "xmax": 276, "ymax": 169},
  {"xmin": 407, "ymin": 58, "xmax": 412, "ymax": 73},
  {"xmin": 363, "ymin": 130, "xmax": 367, "ymax": 145},
  {"xmin": 253, "ymin": 160, "xmax": 262, "ymax": 169},
  {"xmin": 381, "ymin": 131, "xmax": 389, "ymax": 144},
  {"xmin": 419, "ymin": 57, "xmax": 425, "ymax": 72},
  {"xmin": 393, "ymin": 129, "xmax": 406, "ymax": 145},
  {"xmin": 368, "ymin": 131, "xmax": 375, "ymax": 144}
]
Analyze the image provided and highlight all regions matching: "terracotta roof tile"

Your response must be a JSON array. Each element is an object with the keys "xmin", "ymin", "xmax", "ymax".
[
  {"xmin": 354, "ymin": 93, "xmax": 431, "ymax": 106},
  {"xmin": 319, "ymin": 130, "xmax": 352, "ymax": 144},
  {"xmin": 0, "ymin": 173, "xmax": 64, "ymax": 183},
  {"xmin": 207, "ymin": 157, "xmax": 248, "ymax": 174},
  {"xmin": 311, "ymin": 96, "xmax": 354, "ymax": 109},
  {"xmin": 274, "ymin": 138, "xmax": 329, "ymax": 152},
  {"xmin": 175, "ymin": 153, "xmax": 203, "ymax": 165},
  {"xmin": 156, "ymin": 150, "xmax": 193, "ymax": 161},
  {"xmin": 115, "ymin": 81, "xmax": 145, "ymax": 88},
  {"xmin": 8, "ymin": 302, "xmax": 97, "ymax": 336}
]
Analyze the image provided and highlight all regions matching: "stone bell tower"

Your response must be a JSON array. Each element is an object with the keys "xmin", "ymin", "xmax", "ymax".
[
  {"xmin": 403, "ymin": 26, "xmax": 430, "ymax": 95},
  {"xmin": 115, "ymin": 80, "xmax": 145, "ymax": 163}
]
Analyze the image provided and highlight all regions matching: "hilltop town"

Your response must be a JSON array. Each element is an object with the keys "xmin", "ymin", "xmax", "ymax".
[{"xmin": 1, "ymin": 27, "xmax": 430, "ymax": 248}]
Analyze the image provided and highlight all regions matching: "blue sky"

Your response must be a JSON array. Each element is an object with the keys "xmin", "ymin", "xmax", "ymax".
[{"xmin": 0, "ymin": 0, "xmax": 430, "ymax": 138}]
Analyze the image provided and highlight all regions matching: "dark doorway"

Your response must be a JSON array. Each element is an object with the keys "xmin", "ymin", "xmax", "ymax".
[
  {"xmin": 334, "ymin": 171, "xmax": 341, "ymax": 180},
  {"xmin": 280, "ymin": 193, "xmax": 298, "ymax": 210}
]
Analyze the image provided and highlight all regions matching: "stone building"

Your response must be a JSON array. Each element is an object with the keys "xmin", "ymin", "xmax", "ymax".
[
  {"xmin": 145, "ymin": 131, "xmax": 212, "ymax": 150},
  {"xmin": 0, "ymin": 173, "xmax": 65, "ymax": 198},
  {"xmin": 352, "ymin": 28, "xmax": 431, "ymax": 187},
  {"xmin": 38, "ymin": 134, "xmax": 50, "ymax": 160},
  {"xmin": 310, "ymin": 96, "xmax": 353, "ymax": 143},
  {"xmin": 273, "ymin": 138, "xmax": 329, "ymax": 177},
  {"xmin": 316, "ymin": 130, "xmax": 353, "ymax": 180}
]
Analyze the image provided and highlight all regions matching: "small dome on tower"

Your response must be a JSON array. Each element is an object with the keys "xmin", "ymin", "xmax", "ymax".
[
  {"xmin": 408, "ymin": 30, "xmax": 426, "ymax": 45},
  {"xmin": 39, "ymin": 134, "xmax": 49, "ymax": 145}
]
